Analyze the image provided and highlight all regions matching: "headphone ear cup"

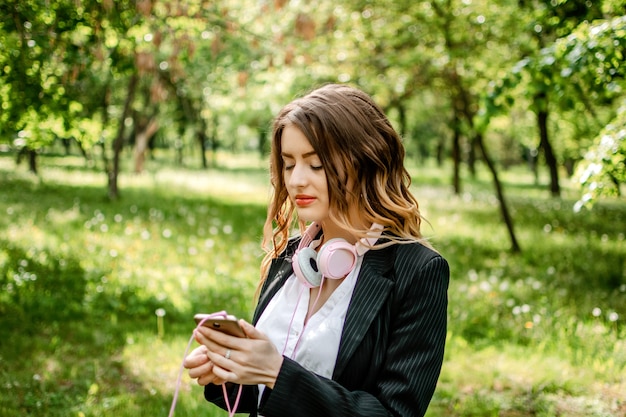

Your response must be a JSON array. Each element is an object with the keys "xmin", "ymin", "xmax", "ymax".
[
  {"xmin": 292, "ymin": 247, "xmax": 322, "ymax": 288},
  {"xmin": 317, "ymin": 238, "xmax": 357, "ymax": 280}
]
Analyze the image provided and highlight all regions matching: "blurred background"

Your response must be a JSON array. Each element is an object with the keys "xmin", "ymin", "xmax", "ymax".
[{"xmin": 0, "ymin": 1, "xmax": 625, "ymax": 416}]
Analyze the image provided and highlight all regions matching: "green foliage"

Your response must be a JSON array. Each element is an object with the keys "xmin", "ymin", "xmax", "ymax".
[
  {"xmin": 575, "ymin": 100, "xmax": 626, "ymax": 209},
  {"xmin": 478, "ymin": 13, "xmax": 626, "ymax": 203},
  {"xmin": 552, "ymin": 15, "xmax": 626, "ymax": 207},
  {"xmin": 0, "ymin": 0, "xmax": 138, "ymax": 151},
  {"xmin": 480, "ymin": 13, "xmax": 626, "ymax": 123},
  {"xmin": 2, "ymin": 0, "xmax": 624, "ymax": 201},
  {"xmin": 552, "ymin": 15, "xmax": 626, "ymax": 103}
]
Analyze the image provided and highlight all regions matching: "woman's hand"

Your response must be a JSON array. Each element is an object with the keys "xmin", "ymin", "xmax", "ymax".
[
  {"xmin": 193, "ymin": 320, "xmax": 284, "ymax": 389},
  {"xmin": 183, "ymin": 345, "xmax": 226, "ymax": 386}
]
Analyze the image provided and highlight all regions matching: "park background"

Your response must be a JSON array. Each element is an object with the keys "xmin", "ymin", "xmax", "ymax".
[{"xmin": 1, "ymin": 0, "xmax": 625, "ymax": 416}]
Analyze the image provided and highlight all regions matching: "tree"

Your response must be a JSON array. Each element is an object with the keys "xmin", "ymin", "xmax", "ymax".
[
  {"xmin": 480, "ymin": 12, "xmax": 626, "ymax": 209},
  {"xmin": 0, "ymin": 0, "xmax": 269, "ymax": 196},
  {"xmin": 560, "ymin": 16, "xmax": 626, "ymax": 208},
  {"xmin": 239, "ymin": 0, "xmax": 525, "ymax": 252},
  {"xmin": 0, "ymin": 0, "xmax": 91, "ymax": 173},
  {"xmin": 494, "ymin": 0, "xmax": 606, "ymax": 197},
  {"xmin": 576, "ymin": 101, "xmax": 626, "ymax": 209},
  {"xmin": 0, "ymin": 0, "xmax": 143, "ymax": 193}
]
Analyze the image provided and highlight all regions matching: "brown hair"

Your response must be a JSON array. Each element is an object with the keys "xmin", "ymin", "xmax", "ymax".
[{"xmin": 258, "ymin": 84, "xmax": 429, "ymax": 295}]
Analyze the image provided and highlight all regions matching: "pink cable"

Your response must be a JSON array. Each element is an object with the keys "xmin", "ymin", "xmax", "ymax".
[
  {"xmin": 168, "ymin": 311, "xmax": 243, "ymax": 417},
  {"xmin": 283, "ymin": 277, "xmax": 325, "ymax": 358},
  {"xmin": 292, "ymin": 277, "xmax": 324, "ymax": 357},
  {"xmin": 281, "ymin": 285, "xmax": 306, "ymax": 355}
]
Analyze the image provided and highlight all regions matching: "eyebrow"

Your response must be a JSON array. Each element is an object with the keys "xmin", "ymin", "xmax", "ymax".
[{"xmin": 281, "ymin": 151, "xmax": 318, "ymax": 158}]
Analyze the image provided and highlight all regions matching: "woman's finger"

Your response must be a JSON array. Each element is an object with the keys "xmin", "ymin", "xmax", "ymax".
[
  {"xmin": 183, "ymin": 345, "xmax": 209, "ymax": 369},
  {"xmin": 208, "ymin": 346, "xmax": 238, "ymax": 368},
  {"xmin": 194, "ymin": 325, "xmax": 240, "ymax": 348},
  {"xmin": 238, "ymin": 320, "xmax": 264, "ymax": 339},
  {"xmin": 210, "ymin": 362, "xmax": 238, "ymax": 383},
  {"xmin": 198, "ymin": 374, "xmax": 226, "ymax": 386},
  {"xmin": 187, "ymin": 358, "xmax": 214, "ymax": 379}
]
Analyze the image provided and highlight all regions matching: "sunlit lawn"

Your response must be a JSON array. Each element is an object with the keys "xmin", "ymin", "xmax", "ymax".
[{"xmin": 0, "ymin": 149, "xmax": 624, "ymax": 416}]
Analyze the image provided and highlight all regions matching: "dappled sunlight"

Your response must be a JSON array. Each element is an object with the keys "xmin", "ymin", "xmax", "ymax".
[
  {"xmin": 2, "ymin": 154, "xmax": 624, "ymax": 416},
  {"xmin": 2, "ymin": 0, "xmax": 625, "ymax": 414},
  {"xmin": 437, "ymin": 339, "xmax": 625, "ymax": 416},
  {"xmin": 150, "ymin": 167, "xmax": 271, "ymax": 205},
  {"xmin": 123, "ymin": 333, "xmax": 195, "ymax": 395},
  {"xmin": 121, "ymin": 332, "xmax": 226, "ymax": 416}
]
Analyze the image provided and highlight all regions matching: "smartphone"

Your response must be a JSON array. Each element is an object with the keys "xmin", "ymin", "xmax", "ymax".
[{"xmin": 194, "ymin": 314, "xmax": 246, "ymax": 338}]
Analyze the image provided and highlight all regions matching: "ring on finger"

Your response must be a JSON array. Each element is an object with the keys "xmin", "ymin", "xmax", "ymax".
[{"xmin": 224, "ymin": 349, "xmax": 231, "ymax": 360}]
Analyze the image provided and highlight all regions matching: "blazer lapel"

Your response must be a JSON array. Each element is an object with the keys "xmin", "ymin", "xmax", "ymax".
[
  {"xmin": 332, "ymin": 245, "xmax": 395, "ymax": 380},
  {"xmin": 252, "ymin": 239, "xmax": 396, "ymax": 381},
  {"xmin": 252, "ymin": 258, "xmax": 293, "ymax": 324}
]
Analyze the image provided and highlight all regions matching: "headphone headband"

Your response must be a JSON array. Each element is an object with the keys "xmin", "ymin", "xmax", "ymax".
[{"xmin": 297, "ymin": 222, "xmax": 323, "ymax": 251}]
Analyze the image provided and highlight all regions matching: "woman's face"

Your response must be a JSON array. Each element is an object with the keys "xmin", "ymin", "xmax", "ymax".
[{"xmin": 280, "ymin": 125, "xmax": 330, "ymax": 224}]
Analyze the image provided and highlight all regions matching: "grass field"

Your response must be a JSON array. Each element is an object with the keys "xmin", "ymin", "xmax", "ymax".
[{"xmin": 0, "ymin": 150, "xmax": 624, "ymax": 416}]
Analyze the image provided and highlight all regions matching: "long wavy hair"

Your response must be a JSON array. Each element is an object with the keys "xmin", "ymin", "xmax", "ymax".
[{"xmin": 258, "ymin": 83, "xmax": 430, "ymax": 295}]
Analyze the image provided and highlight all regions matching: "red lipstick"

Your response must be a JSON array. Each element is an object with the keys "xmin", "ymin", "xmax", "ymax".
[{"xmin": 295, "ymin": 194, "xmax": 315, "ymax": 207}]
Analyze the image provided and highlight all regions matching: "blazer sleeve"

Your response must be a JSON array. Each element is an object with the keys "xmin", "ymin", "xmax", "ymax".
[
  {"xmin": 203, "ymin": 383, "xmax": 258, "ymax": 415},
  {"xmin": 258, "ymin": 252, "xmax": 450, "ymax": 417}
]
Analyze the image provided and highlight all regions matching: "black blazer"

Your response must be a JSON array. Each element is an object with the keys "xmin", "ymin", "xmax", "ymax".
[{"xmin": 205, "ymin": 238, "xmax": 449, "ymax": 417}]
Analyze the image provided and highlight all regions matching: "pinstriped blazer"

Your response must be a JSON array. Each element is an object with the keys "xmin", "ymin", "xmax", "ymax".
[{"xmin": 204, "ymin": 237, "xmax": 449, "ymax": 417}]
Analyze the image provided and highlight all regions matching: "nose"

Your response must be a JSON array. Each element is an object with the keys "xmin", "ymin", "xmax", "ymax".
[{"xmin": 287, "ymin": 163, "xmax": 307, "ymax": 188}]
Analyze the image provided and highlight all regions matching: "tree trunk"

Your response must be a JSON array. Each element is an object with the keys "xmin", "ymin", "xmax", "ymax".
[
  {"xmin": 133, "ymin": 116, "xmax": 159, "ymax": 173},
  {"xmin": 108, "ymin": 73, "xmax": 138, "ymax": 200},
  {"xmin": 475, "ymin": 132, "xmax": 521, "ymax": 253},
  {"xmin": 198, "ymin": 129, "xmax": 208, "ymax": 169},
  {"xmin": 61, "ymin": 138, "xmax": 71, "ymax": 155},
  {"xmin": 468, "ymin": 136, "xmax": 477, "ymax": 178},
  {"xmin": 451, "ymin": 109, "xmax": 462, "ymax": 195},
  {"xmin": 27, "ymin": 149, "xmax": 37, "ymax": 174},
  {"xmin": 197, "ymin": 116, "xmax": 208, "ymax": 169},
  {"xmin": 455, "ymin": 80, "xmax": 521, "ymax": 253},
  {"xmin": 434, "ymin": 0, "xmax": 520, "ymax": 252},
  {"xmin": 16, "ymin": 147, "xmax": 37, "ymax": 174},
  {"xmin": 157, "ymin": 69, "xmax": 208, "ymax": 169},
  {"xmin": 258, "ymin": 124, "xmax": 268, "ymax": 157},
  {"xmin": 436, "ymin": 138, "xmax": 445, "ymax": 167},
  {"xmin": 76, "ymin": 139, "xmax": 89, "ymax": 162},
  {"xmin": 526, "ymin": 147, "xmax": 539, "ymax": 185},
  {"xmin": 397, "ymin": 102, "xmax": 407, "ymax": 138},
  {"xmin": 536, "ymin": 94, "xmax": 560, "ymax": 197},
  {"xmin": 100, "ymin": 85, "xmax": 111, "ymax": 174},
  {"xmin": 208, "ymin": 114, "xmax": 219, "ymax": 168}
]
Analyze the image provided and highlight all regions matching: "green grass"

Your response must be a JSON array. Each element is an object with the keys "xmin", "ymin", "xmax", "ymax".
[{"xmin": 0, "ymin": 150, "xmax": 624, "ymax": 416}]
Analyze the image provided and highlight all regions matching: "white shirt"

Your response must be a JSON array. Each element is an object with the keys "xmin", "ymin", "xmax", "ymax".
[{"xmin": 255, "ymin": 255, "xmax": 363, "ymax": 401}]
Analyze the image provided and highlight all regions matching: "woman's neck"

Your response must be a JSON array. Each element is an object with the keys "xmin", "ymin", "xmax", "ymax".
[{"xmin": 319, "ymin": 220, "xmax": 360, "ymax": 245}]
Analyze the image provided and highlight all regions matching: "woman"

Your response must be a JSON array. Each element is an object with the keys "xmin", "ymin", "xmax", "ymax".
[{"xmin": 184, "ymin": 84, "xmax": 449, "ymax": 417}]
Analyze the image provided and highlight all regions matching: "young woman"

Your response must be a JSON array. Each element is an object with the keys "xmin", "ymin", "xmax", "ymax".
[{"xmin": 184, "ymin": 84, "xmax": 449, "ymax": 417}]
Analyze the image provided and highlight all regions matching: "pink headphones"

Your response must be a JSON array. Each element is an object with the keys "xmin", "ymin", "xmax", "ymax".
[{"xmin": 292, "ymin": 222, "xmax": 382, "ymax": 288}]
